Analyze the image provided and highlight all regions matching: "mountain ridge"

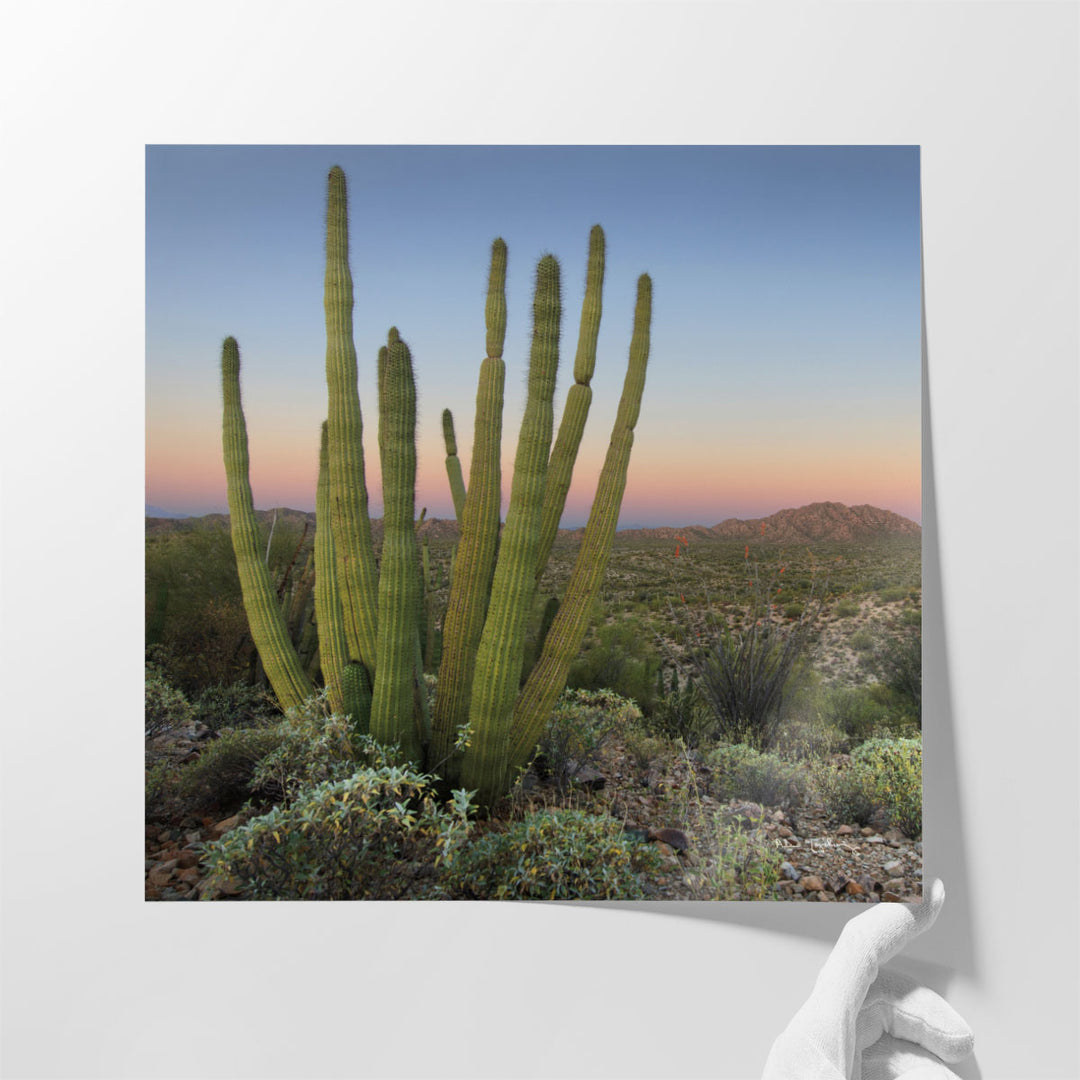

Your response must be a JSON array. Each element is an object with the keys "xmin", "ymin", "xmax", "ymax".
[{"xmin": 146, "ymin": 501, "xmax": 919, "ymax": 543}]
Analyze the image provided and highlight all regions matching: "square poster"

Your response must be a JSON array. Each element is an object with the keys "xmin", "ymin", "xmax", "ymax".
[{"xmin": 145, "ymin": 145, "xmax": 922, "ymax": 902}]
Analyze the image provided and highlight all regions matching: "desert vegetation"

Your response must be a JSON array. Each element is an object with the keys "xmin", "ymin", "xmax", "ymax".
[{"xmin": 145, "ymin": 165, "xmax": 922, "ymax": 902}]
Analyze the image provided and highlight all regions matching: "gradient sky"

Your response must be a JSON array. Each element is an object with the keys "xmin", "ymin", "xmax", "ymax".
[{"xmin": 146, "ymin": 145, "xmax": 921, "ymax": 527}]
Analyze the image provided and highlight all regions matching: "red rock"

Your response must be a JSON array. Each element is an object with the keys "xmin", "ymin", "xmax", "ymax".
[
  {"xmin": 776, "ymin": 826, "xmax": 793, "ymax": 838},
  {"xmin": 176, "ymin": 850, "xmax": 200, "ymax": 870},
  {"xmin": 882, "ymin": 891, "xmax": 903, "ymax": 903},
  {"xmin": 209, "ymin": 815, "xmax": 242, "ymax": 839},
  {"xmin": 177, "ymin": 867, "xmax": 200, "ymax": 884},
  {"xmin": 845, "ymin": 880, "xmax": 864, "ymax": 895},
  {"xmin": 800, "ymin": 875, "xmax": 825, "ymax": 892},
  {"xmin": 860, "ymin": 827, "xmax": 875, "ymax": 837},
  {"xmin": 147, "ymin": 862, "xmax": 177, "ymax": 888},
  {"xmin": 837, "ymin": 825, "xmax": 855, "ymax": 836}
]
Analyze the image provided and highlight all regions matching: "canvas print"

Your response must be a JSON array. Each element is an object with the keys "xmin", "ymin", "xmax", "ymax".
[{"xmin": 145, "ymin": 145, "xmax": 923, "ymax": 902}]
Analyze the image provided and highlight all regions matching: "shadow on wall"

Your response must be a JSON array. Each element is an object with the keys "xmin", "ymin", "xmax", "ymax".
[{"xmin": 575, "ymin": 219, "xmax": 982, "ymax": 993}]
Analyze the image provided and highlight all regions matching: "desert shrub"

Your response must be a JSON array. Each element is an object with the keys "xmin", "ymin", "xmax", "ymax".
[
  {"xmin": 783, "ymin": 603, "xmax": 804, "ymax": 620},
  {"xmin": 145, "ymin": 662, "xmax": 194, "ymax": 739},
  {"xmin": 852, "ymin": 737, "xmax": 922, "ymax": 838},
  {"xmin": 145, "ymin": 760, "xmax": 181, "ymax": 821},
  {"xmin": 686, "ymin": 584, "xmax": 819, "ymax": 747},
  {"xmin": 192, "ymin": 681, "xmax": 279, "ymax": 732},
  {"xmin": 695, "ymin": 814, "xmax": 785, "ymax": 900},
  {"xmin": 444, "ymin": 809, "xmax": 665, "ymax": 900},
  {"xmin": 535, "ymin": 688, "xmax": 639, "ymax": 792},
  {"xmin": 567, "ymin": 622, "xmax": 661, "ymax": 715},
  {"xmin": 706, "ymin": 744, "xmax": 808, "ymax": 809},
  {"xmin": 878, "ymin": 586, "xmax": 908, "ymax": 604},
  {"xmin": 815, "ymin": 737, "xmax": 921, "ymax": 838},
  {"xmin": 849, "ymin": 630, "xmax": 875, "ymax": 652},
  {"xmin": 771, "ymin": 715, "xmax": 849, "ymax": 762},
  {"xmin": 645, "ymin": 677, "xmax": 714, "ymax": 747},
  {"xmin": 176, "ymin": 726, "xmax": 285, "ymax": 809},
  {"xmin": 622, "ymin": 731, "xmax": 677, "ymax": 775},
  {"xmin": 834, "ymin": 600, "xmax": 859, "ymax": 618},
  {"xmin": 202, "ymin": 766, "xmax": 474, "ymax": 900},
  {"xmin": 818, "ymin": 685, "xmax": 893, "ymax": 744},
  {"xmin": 868, "ymin": 625, "xmax": 921, "ymax": 727}
]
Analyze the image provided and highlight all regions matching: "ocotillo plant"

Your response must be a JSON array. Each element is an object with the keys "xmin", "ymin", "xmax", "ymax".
[{"xmin": 222, "ymin": 166, "xmax": 652, "ymax": 810}]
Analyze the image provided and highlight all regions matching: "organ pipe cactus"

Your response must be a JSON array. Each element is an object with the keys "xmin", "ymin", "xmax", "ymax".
[
  {"xmin": 460, "ymin": 255, "xmax": 561, "ymax": 800},
  {"xmin": 442, "ymin": 409, "xmax": 467, "ymax": 524},
  {"xmin": 535, "ymin": 224, "xmax": 605, "ymax": 579},
  {"xmin": 370, "ymin": 332, "xmax": 423, "ymax": 762},
  {"xmin": 324, "ymin": 166, "xmax": 379, "ymax": 681},
  {"xmin": 222, "ymin": 166, "xmax": 653, "ymax": 810},
  {"xmin": 220, "ymin": 337, "xmax": 313, "ymax": 711}
]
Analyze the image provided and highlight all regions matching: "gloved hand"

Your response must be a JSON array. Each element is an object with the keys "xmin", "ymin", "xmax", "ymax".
[{"xmin": 763, "ymin": 879, "xmax": 974, "ymax": 1079}]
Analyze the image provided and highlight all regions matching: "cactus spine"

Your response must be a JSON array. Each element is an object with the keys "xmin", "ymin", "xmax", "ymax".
[
  {"xmin": 535, "ymin": 224, "xmax": 605, "ymax": 578},
  {"xmin": 369, "ymin": 333, "xmax": 423, "ymax": 762},
  {"xmin": 442, "ymin": 409, "xmax": 467, "ymax": 524},
  {"xmin": 509, "ymin": 274, "xmax": 652, "ymax": 769},
  {"xmin": 220, "ymin": 337, "xmax": 313, "ymax": 711},
  {"xmin": 461, "ymin": 254, "xmax": 561, "ymax": 806},
  {"xmin": 324, "ymin": 166, "xmax": 379, "ymax": 680},
  {"xmin": 429, "ymin": 240, "xmax": 507, "ymax": 780}
]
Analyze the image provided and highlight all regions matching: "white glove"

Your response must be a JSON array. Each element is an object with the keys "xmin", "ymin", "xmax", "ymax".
[{"xmin": 763, "ymin": 879, "xmax": 974, "ymax": 1079}]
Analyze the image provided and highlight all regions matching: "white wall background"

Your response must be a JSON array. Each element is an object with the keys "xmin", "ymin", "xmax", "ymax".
[{"xmin": 2, "ymin": 3, "xmax": 1076, "ymax": 1078}]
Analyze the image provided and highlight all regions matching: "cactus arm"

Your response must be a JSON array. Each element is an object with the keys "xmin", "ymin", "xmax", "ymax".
[
  {"xmin": 369, "ymin": 333, "xmax": 423, "ymax": 764},
  {"xmin": 509, "ymin": 274, "xmax": 652, "ymax": 770},
  {"xmin": 220, "ymin": 337, "xmax": 313, "ymax": 711},
  {"xmin": 461, "ymin": 254, "xmax": 561, "ymax": 808},
  {"xmin": 442, "ymin": 409, "xmax": 468, "ymax": 524},
  {"xmin": 429, "ymin": 239, "xmax": 508, "ymax": 779},
  {"xmin": 313, "ymin": 420, "xmax": 350, "ymax": 715},
  {"xmin": 324, "ymin": 165, "xmax": 379, "ymax": 679},
  {"xmin": 535, "ymin": 225, "xmax": 605, "ymax": 579}
]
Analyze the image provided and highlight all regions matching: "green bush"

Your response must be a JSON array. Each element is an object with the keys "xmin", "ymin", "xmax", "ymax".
[
  {"xmin": 705, "ymin": 743, "xmax": 807, "ymax": 809},
  {"xmin": 176, "ymin": 726, "xmax": 285, "ymax": 809},
  {"xmin": 834, "ymin": 600, "xmax": 859, "ymax": 619},
  {"xmin": 818, "ymin": 685, "xmax": 893, "ymax": 743},
  {"xmin": 202, "ymin": 766, "xmax": 474, "ymax": 900},
  {"xmin": 815, "ymin": 737, "xmax": 921, "ymax": 838},
  {"xmin": 647, "ymin": 677, "xmax": 714, "ymax": 748},
  {"xmin": 145, "ymin": 662, "xmax": 194, "ymax": 739},
  {"xmin": 852, "ymin": 737, "xmax": 922, "ymax": 838},
  {"xmin": 535, "ymin": 688, "xmax": 639, "ymax": 793},
  {"xmin": 869, "ymin": 625, "xmax": 921, "ymax": 727},
  {"xmin": 849, "ymin": 630, "xmax": 875, "ymax": 652},
  {"xmin": 145, "ymin": 760, "xmax": 180, "ymax": 821},
  {"xmin": 696, "ymin": 814, "xmax": 785, "ymax": 900},
  {"xmin": 771, "ymin": 715, "xmax": 849, "ymax": 762},
  {"xmin": 878, "ymin": 586, "xmax": 908, "ymax": 604},
  {"xmin": 192, "ymin": 681, "xmax": 279, "ymax": 732},
  {"xmin": 567, "ymin": 622, "xmax": 661, "ymax": 715},
  {"xmin": 444, "ymin": 809, "xmax": 665, "ymax": 900}
]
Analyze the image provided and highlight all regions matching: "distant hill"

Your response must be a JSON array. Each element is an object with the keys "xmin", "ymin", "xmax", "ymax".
[
  {"xmin": 616, "ymin": 502, "xmax": 920, "ymax": 544},
  {"xmin": 145, "ymin": 505, "xmax": 191, "ymax": 520},
  {"xmin": 147, "ymin": 501, "xmax": 919, "ymax": 544}
]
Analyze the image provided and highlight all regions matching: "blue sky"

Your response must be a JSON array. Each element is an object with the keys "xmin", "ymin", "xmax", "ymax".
[{"xmin": 146, "ymin": 144, "xmax": 921, "ymax": 526}]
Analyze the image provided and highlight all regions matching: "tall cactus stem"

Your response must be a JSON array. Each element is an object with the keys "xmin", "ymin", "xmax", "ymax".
[
  {"xmin": 324, "ymin": 165, "xmax": 379, "ymax": 680},
  {"xmin": 442, "ymin": 409, "xmax": 468, "ymax": 523},
  {"xmin": 461, "ymin": 254, "xmax": 561, "ymax": 808},
  {"xmin": 509, "ymin": 274, "xmax": 652, "ymax": 770},
  {"xmin": 535, "ymin": 224, "xmax": 605, "ymax": 578},
  {"xmin": 220, "ymin": 337, "xmax": 313, "ymax": 711},
  {"xmin": 314, "ymin": 421, "xmax": 349, "ymax": 713},
  {"xmin": 369, "ymin": 333, "xmax": 423, "ymax": 763},
  {"xmin": 429, "ymin": 239, "xmax": 509, "ymax": 779}
]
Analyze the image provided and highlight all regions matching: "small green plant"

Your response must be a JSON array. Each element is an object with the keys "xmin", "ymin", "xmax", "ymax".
[
  {"xmin": 694, "ymin": 813, "xmax": 784, "ymax": 900},
  {"xmin": 814, "ymin": 736, "xmax": 921, "ymax": 838},
  {"xmin": 878, "ymin": 586, "xmax": 909, "ymax": 604},
  {"xmin": 192, "ymin": 681, "xmax": 279, "ymax": 732},
  {"xmin": 852, "ymin": 736, "xmax": 922, "ymax": 838},
  {"xmin": 444, "ymin": 809, "xmax": 665, "ymax": 900},
  {"xmin": 534, "ymin": 688, "xmax": 639, "ymax": 793},
  {"xmin": 145, "ymin": 760, "xmax": 181, "ymax": 821},
  {"xmin": 833, "ymin": 599, "xmax": 859, "ymax": 618},
  {"xmin": 646, "ymin": 675, "xmax": 714, "ymax": 748},
  {"xmin": 849, "ymin": 630, "xmax": 875, "ymax": 652},
  {"xmin": 145, "ymin": 662, "xmax": 194, "ymax": 740},
  {"xmin": 202, "ymin": 765, "xmax": 475, "ymax": 900},
  {"xmin": 176, "ymin": 726, "xmax": 285, "ymax": 809},
  {"xmin": 567, "ymin": 621, "xmax": 662, "ymax": 715},
  {"xmin": 770, "ymin": 715, "xmax": 849, "ymax": 762},
  {"xmin": 705, "ymin": 743, "xmax": 808, "ymax": 810},
  {"xmin": 868, "ymin": 624, "xmax": 921, "ymax": 727},
  {"xmin": 817, "ymin": 684, "xmax": 893, "ymax": 744}
]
